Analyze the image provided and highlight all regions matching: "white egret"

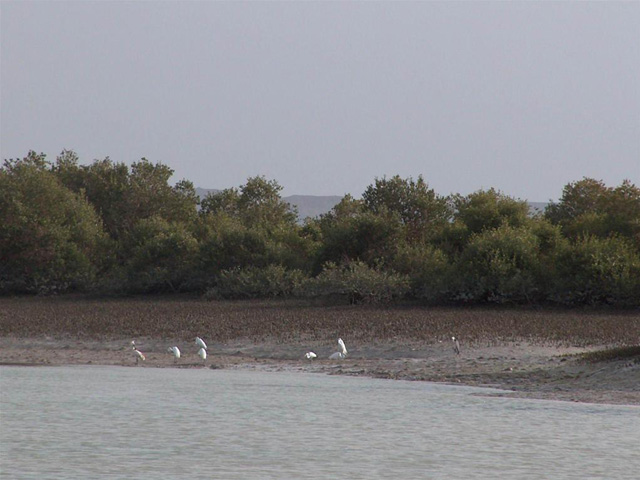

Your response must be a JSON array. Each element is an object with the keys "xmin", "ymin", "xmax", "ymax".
[
  {"xmin": 338, "ymin": 338, "xmax": 347, "ymax": 356},
  {"xmin": 168, "ymin": 346, "xmax": 181, "ymax": 363},
  {"xmin": 304, "ymin": 352, "xmax": 317, "ymax": 360},
  {"xmin": 197, "ymin": 347, "xmax": 207, "ymax": 365},
  {"xmin": 195, "ymin": 336, "xmax": 207, "ymax": 350},
  {"xmin": 329, "ymin": 338, "xmax": 348, "ymax": 359},
  {"xmin": 452, "ymin": 336, "xmax": 461, "ymax": 355}
]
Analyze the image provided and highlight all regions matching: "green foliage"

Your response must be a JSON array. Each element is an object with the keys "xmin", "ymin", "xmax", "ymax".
[
  {"xmin": 453, "ymin": 188, "xmax": 530, "ymax": 235},
  {"xmin": 2, "ymin": 150, "xmax": 638, "ymax": 306},
  {"xmin": 607, "ymin": 180, "xmax": 640, "ymax": 245},
  {"xmin": 0, "ymin": 152, "xmax": 106, "ymax": 293},
  {"xmin": 201, "ymin": 176, "xmax": 297, "ymax": 229},
  {"xmin": 546, "ymin": 178, "xmax": 640, "ymax": 245},
  {"xmin": 528, "ymin": 217, "xmax": 567, "ymax": 256},
  {"xmin": 205, "ymin": 265, "xmax": 306, "ymax": 299},
  {"xmin": 238, "ymin": 176, "xmax": 298, "ymax": 226},
  {"xmin": 54, "ymin": 153, "xmax": 199, "ymax": 242},
  {"xmin": 195, "ymin": 215, "xmax": 269, "ymax": 274},
  {"xmin": 546, "ymin": 178, "xmax": 609, "ymax": 225},
  {"xmin": 53, "ymin": 152, "xmax": 201, "ymax": 285},
  {"xmin": 314, "ymin": 210, "xmax": 403, "ymax": 271},
  {"xmin": 303, "ymin": 261, "xmax": 410, "ymax": 304},
  {"xmin": 314, "ymin": 193, "xmax": 405, "ymax": 270},
  {"xmin": 200, "ymin": 188, "xmax": 241, "ymax": 217},
  {"xmin": 194, "ymin": 210, "xmax": 314, "ymax": 285},
  {"xmin": 362, "ymin": 175, "xmax": 451, "ymax": 241},
  {"xmin": 551, "ymin": 235, "xmax": 640, "ymax": 306},
  {"xmin": 120, "ymin": 216, "xmax": 199, "ymax": 293},
  {"xmin": 454, "ymin": 225, "xmax": 542, "ymax": 304},
  {"xmin": 321, "ymin": 194, "xmax": 363, "ymax": 220},
  {"xmin": 392, "ymin": 243, "xmax": 452, "ymax": 302},
  {"xmin": 431, "ymin": 220, "xmax": 470, "ymax": 256},
  {"xmin": 195, "ymin": 177, "xmax": 308, "ymax": 285},
  {"xmin": 265, "ymin": 226, "xmax": 317, "ymax": 272}
]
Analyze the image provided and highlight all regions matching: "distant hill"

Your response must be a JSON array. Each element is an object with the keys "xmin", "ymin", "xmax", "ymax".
[
  {"xmin": 196, "ymin": 188, "xmax": 547, "ymax": 220},
  {"xmin": 283, "ymin": 195, "xmax": 343, "ymax": 220},
  {"xmin": 195, "ymin": 188, "xmax": 342, "ymax": 220},
  {"xmin": 528, "ymin": 202, "xmax": 549, "ymax": 214},
  {"xmin": 195, "ymin": 187, "xmax": 220, "ymax": 198}
]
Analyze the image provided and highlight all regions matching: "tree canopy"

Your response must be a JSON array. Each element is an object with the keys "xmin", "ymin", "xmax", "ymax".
[{"xmin": 2, "ymin": 150, "xmax": 638, "ymax": 306}]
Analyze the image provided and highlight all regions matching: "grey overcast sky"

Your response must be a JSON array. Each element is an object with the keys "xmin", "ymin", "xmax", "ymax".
[{"xmin": 1, "ymin": 1, "xmax": 638, "ymax": 201}]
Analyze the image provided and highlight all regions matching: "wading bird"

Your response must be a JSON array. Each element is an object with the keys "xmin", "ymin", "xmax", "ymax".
[
  {"xmin": 304, "ymin": 352, "xmax": 317, "ymax": 360},
  {"xmin": 452, "ymin": 336, "xmax": 461, "ymax": 355},
  {"xmin": 168, "ymin": 346, "xmax": 181, "ymax": 363},
  {"xmin": 132, "ymin": 343, "xmax": 145, "ymax": 365},
  {"xmin": 197, "ymin": 347, "xmax": 207, "ymax": 365},
  {"xmin": 339, "ymin": 338, "xmax": 347, "ymax": 355},
  {"xmin": 195, "ymin": 337, "xmax": 207, "ymax": 350},
  {"xmin": 329, "ymin": 338, "xmax": 348, "ymax": 359}
]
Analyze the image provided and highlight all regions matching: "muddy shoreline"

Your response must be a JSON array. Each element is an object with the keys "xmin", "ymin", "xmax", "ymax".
[
  {"xmin": 1, "ymin": 296, "xmax": 638, "ymax": 405},
  {"xmin": 1, "ymin": 335, "xmax": 638, "ymax": 406}
]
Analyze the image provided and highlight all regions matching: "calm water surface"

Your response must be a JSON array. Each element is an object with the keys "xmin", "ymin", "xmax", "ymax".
[{"xmin": 1, "ymin": 366, "xmax": 638, "ymax": 479}]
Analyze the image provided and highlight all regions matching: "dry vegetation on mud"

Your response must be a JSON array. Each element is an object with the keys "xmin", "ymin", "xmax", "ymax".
[
  {"xmin": 1, "ymin": 296, "xmax": 638, "ymax": 347},
  {"xmin": 2, "ymin": 296, "xmax": 639, "ymax": 405}
]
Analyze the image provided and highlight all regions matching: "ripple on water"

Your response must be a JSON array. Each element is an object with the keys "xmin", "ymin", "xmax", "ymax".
[{"xmin": 1, "ymin": 366, "xmax": 638, "ymax": 480}]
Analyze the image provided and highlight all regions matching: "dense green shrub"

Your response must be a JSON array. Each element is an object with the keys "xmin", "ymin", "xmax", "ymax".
[
  {"xmin": 2, "ymin": 150, "xmax": 638, "ymax": 306},
  {"xmin": 194, "ymin": 214, "xmax": 314, "ymax": 287},
  {"xmin": 196, "ymin": 216, "xmax": 271, "ymax": 274},
  {"xmin": 453, "ymin": 225, "xmax": 542, "ymax": 304},
  {"xmin": 121, "ymin": 216, "xmax": 199, "ymax": 293},
  {"xmin": 204, "ymin": 265, "xmax": 306, "ymax": 299},
  {"xmin": 303, "ymin": 261, "xmax": 410, "ymax": 304},
  {"xmin": 362, "ymin": 175, "xmax": 451, "ymax": 242},
  {"xmin": 546, "ymin": 178, "xmax": 640, "ymax": 245},
  {"xmin": 452, "ymin": 188, "xmax": 530, "ymax": 235},
  {"xmin": 1, "ymin": 153, "xmax": 106, "ymax": 293},
  {"xmin": 551, "ymin": 235, "xmax": 640, "ymax": 306},
  {"xmin": 313, "ymin": 210, "xmax": 403, "ymax": 271},
  {"xmin": 54, "ymin": 152, "xmax": 199, "ymax": 242},
  {"xmin": 392, "ymin": 243, "xmax": 453, "ymax": 302},
  {"xmin": 201, "ymin": 176, "xmax": 297, "ymax": 230}
]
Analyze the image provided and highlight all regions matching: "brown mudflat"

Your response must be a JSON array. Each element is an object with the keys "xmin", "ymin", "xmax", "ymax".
[{"xmin": 1, "ymin": 296, "xmax": 638, "ymax": 405}]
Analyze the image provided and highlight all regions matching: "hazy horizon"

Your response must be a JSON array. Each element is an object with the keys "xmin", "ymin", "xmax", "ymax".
[{"xmin": 2, "ymin": 1, "xmax": 638, "ymax": 202}]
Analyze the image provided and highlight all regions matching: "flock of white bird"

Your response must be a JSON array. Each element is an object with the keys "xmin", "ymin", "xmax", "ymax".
[
  {"xmin": 131, "ymin": 336, "xmax": 207, "ymax": 365},
  {"xmin": 131, "ymin": 336, "xmax": 461, "ymax": 365},
  {"xmin": 167, "ymin": 337, "xmax": 208, "ymax": 364},
  {"xmin": 305, "ymin": 337, "xmax": 348, "ymax": 361}
]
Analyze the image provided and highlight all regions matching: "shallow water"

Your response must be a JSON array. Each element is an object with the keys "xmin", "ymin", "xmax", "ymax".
[{"xmin": 1, "ymin": 366, "xmax": 638, "ymax": 479}]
